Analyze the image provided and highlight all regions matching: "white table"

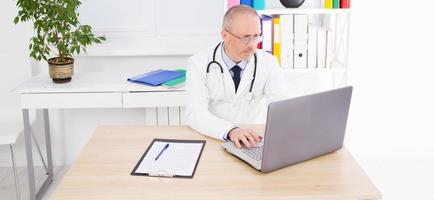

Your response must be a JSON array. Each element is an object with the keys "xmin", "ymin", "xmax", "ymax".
[{"xmin": 15, "ymin": 72, "xmax": 187, "ymax": 200}]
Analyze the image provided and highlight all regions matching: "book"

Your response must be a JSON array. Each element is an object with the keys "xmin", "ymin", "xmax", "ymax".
[
  {"xmin": 325, "ymin": 0, "xmax": 333, "ymax": 9},
  {"xmin": 240, "ymin": 0, "xmax": 253, "ymax": 7},
  {"xmin": 227, "ymin": 0, "xmax": 240, "ymax": 10},
  {"xmin": 340, "ymin": 0, "xmax": 350, "ymax": 8},
  {"xmin": 253, "ymin": 0, "xmax": 265, "ymax": 10},
  {"xmin": 333, "ymin": 0, "xmax": 340, "ymax": 8}
]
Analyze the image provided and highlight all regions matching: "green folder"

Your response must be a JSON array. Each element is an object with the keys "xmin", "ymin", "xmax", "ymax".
[{"xmin": 162, "ymin": 69, "xmax": 186, "ymax": 88}]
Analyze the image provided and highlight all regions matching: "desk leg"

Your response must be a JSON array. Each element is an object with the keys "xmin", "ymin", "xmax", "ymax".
[
  {"xmin": 43, "ymin": 109, "xmax": 54, "ymax": 180},
  {"xmin": 23, "ymin": 109, "xmax": 36, "ymax": 200},
  {"xmin": 23, "ymin": 109, "xmax": 54, "ymax": 200}
]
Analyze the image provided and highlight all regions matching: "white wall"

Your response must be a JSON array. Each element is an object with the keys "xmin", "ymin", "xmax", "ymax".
[
  {"xmin": 346, "ymin": 0, "xmax": 434, "ymax": 159},
  {"xmin": 0, "ymin": 0, "xmax": 33, "ymax": 166},
  {"xmin": 346, "ymin": 0, "xmax": 434, "ymax": 199}
]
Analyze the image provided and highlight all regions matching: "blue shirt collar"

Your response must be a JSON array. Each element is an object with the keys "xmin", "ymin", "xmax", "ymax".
[{"xmin": 221, "ymin": 43, "xmax": 247, "ymax": 71}]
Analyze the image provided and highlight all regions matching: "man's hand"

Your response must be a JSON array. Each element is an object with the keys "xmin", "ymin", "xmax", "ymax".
[{"xmin": 228, "ymin": 127, "xmax": 262, "ymax": 149}]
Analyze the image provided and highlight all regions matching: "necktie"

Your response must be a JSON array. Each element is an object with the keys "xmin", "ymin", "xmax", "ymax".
[{"xmin": 231, "ymin": 65, "xmax": 241, "ymax": 93}]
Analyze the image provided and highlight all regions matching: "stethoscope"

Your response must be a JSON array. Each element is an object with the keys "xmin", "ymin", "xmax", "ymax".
[{"xmin": 206, "ymin": 42, "xmax": 257, "ymax": 102}]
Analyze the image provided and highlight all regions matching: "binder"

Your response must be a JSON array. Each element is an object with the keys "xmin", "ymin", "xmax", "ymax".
[
  {"xmin": 128, "ymin": 69, "xmax": 185, "ymax": 86},
  {"xmin": 131, "ymin": 139, "xmax": 206, "ymax": 178},
  {"xmin": 293, "ymin": 15, "xmax": 308, "ymax": 68},
  {"xmin": 280, "ymin": 14, "xmax": 294, "ymax": 69},
  {"xmin": 317, "ymin": 28, "xmax": 327, "ymax": 68},
  {"xmin": 323, "ymin": 16, "xmax": 336, "ymax": 68},
  {"xmin": 272, "ymin": 17, "xmax": 281, "ymax": 65},
  {"xmin": 308, "ymin": 23, "xmax": 318, "ymax": 68},
  {"xmin": 261, "ymin": 15, "xmax": 273, "ymax": 53},
  {"xmin": 325, "ymin": 28, "xmax": 334, "ymax": 68}
]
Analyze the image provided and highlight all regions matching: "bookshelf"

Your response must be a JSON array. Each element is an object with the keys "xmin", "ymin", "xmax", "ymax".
[{"xmin": 258, "ymin": 8, "xmax": 351, "ymax": 89}]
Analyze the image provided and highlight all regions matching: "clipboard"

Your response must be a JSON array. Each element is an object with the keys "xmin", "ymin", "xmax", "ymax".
[{"xmin": 131, "ymin": 139, "xmax": 206, "ymax": 178}]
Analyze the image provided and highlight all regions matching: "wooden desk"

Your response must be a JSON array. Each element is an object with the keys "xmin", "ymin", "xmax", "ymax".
[{"xmin": 52, "ymin": 125, "xmax": 381, "ymax": 200}]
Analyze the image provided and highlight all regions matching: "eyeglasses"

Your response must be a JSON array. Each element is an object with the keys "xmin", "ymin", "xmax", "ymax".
[{"xmin": 224, "ymin": 29, "xmax": 263, "ymax": 45}]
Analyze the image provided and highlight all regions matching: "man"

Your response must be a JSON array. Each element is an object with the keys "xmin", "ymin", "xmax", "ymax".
[{"xmin": 186, "ymin": 5, "xmax": 287, "ymax": 149}]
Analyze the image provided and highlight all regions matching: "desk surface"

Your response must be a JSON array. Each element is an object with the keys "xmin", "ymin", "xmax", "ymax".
[
  {"xmin": 15, "ymin": 72, "xmax": 186, "ymax": 94},
  {"xmin": 15, "ymin": 72, "xmax": 187, "ymax": 109},
  {"xmin": 51, "ymin": 125, "xmax": 381, "ymax": 200}
]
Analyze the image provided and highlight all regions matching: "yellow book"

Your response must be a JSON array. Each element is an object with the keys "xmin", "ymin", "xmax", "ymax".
[
  {"xmin": 272, "ymin": 17, "xmax": 281, "ymax": 65},
  {"xmin": 325, "ymin": 0, "xmax": 333, "ymax": 9}
]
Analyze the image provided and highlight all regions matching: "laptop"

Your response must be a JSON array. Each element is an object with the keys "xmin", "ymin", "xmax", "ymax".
[{"xmin": 222, "ymin": 86, "xmax": 353, "ymax": 173}]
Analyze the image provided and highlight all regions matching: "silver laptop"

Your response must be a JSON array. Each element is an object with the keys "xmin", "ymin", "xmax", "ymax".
[{"xmin": 222, "ymin": 86, "xmax": 353, "ymax": 173}]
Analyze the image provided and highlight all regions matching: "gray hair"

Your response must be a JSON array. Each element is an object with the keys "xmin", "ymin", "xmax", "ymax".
[{"xmin": 222, "ymin": 5, "xmax": 260, "ymax": 31}]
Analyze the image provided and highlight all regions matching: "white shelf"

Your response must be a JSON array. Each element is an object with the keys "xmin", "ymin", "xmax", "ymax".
[
  {"xmin": 282, "ymin": 67, "xmax": 346, "ymax": 74},
  {"xmin": 257, "ymin": 8, "xmax": 350, "ymax": 15}
]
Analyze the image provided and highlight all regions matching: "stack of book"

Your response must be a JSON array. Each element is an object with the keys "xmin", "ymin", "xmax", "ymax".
[
  {"xmin": 324, "ymin": 0, "xmax": 350, "ymax": 9},
  {"xmin": 128, "ymin": 69, "xmax": 186, "ymax": 88}
]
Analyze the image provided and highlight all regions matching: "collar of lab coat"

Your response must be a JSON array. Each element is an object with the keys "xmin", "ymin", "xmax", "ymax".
[{"xmin": 214, "ymin": 43, "xmax": 255, "ymax": 100}]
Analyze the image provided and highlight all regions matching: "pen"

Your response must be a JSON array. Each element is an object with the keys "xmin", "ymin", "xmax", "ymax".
[{"xmin": 155, "ymin": 143, "xmax": 170, "ymax": 161}]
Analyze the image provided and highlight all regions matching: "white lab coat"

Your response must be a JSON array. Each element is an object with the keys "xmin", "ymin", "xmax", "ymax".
[{"xmin": 186, "ymin": 43, "xmax": 287, "ymax": 140}]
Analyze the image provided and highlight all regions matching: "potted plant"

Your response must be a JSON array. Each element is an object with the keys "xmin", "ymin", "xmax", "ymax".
[{"xmin": 14, "ymin": 0, "xmax": 105, "ymax": 83}]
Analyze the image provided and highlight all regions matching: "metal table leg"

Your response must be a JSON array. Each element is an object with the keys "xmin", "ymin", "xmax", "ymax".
[
  {"xmin": 23, "ymin": 109, "xmax": 36, "ymax": 200},
  {"xmin": 23, "ymin": 109, "xmax": 54, "ymax": 200}
]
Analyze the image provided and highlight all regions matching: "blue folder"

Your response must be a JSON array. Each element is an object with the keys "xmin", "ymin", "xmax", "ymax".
[{"xmin": 128, "ymin": 70, "xmax": 185, "ymax": 86}]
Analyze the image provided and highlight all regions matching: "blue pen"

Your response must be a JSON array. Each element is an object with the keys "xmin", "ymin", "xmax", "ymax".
[{"xmin": 155, "ymin": 143, "xmax": 170, "ymax": 161}]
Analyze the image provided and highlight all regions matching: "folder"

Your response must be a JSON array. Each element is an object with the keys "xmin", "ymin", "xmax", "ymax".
[
  {"xmin": 131, "ymin": 139, "xmax": 206, "ymax": 178},
  {"xmin": 162, "ymin": 69, "xmax": 186, "ymax": 88},
  {"xmin": 272, "ymin": 17, "xmax": 281, "ymax": 65},
  {"xmin": 128, "ymin": 69, "xmax": 185, "ymax": 86}
]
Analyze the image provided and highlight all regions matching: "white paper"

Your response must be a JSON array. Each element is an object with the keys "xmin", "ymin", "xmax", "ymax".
[{"xmin": 135, "ymin": 141, "xmax": 204, "ymax": 176}]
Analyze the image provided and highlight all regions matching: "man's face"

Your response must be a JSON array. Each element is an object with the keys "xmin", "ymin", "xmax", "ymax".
[{"xmin": 221, "ymin": 14, "xmax": 261, "ymax": 61}]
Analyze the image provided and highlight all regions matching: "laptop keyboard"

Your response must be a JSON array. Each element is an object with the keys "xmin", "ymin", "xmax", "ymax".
[{"xmin": 242, "ymin": 146, "xmax": 263, "ymax": 161}]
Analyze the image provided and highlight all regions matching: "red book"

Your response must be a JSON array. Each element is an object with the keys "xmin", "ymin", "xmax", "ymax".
[{"xmin": 340, "ymin": 0, "xmax": 350, "ymax": 8}]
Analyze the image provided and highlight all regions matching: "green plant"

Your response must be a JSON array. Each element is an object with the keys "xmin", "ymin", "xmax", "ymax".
[{"xmin": 14, "ymin": 0, "xmax": 105, "ymax": 62}]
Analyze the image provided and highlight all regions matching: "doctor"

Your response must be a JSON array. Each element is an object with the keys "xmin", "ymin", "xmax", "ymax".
[{"xmin": 186, "ymin": 5, "xmax": 287, "ymax": 149}]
